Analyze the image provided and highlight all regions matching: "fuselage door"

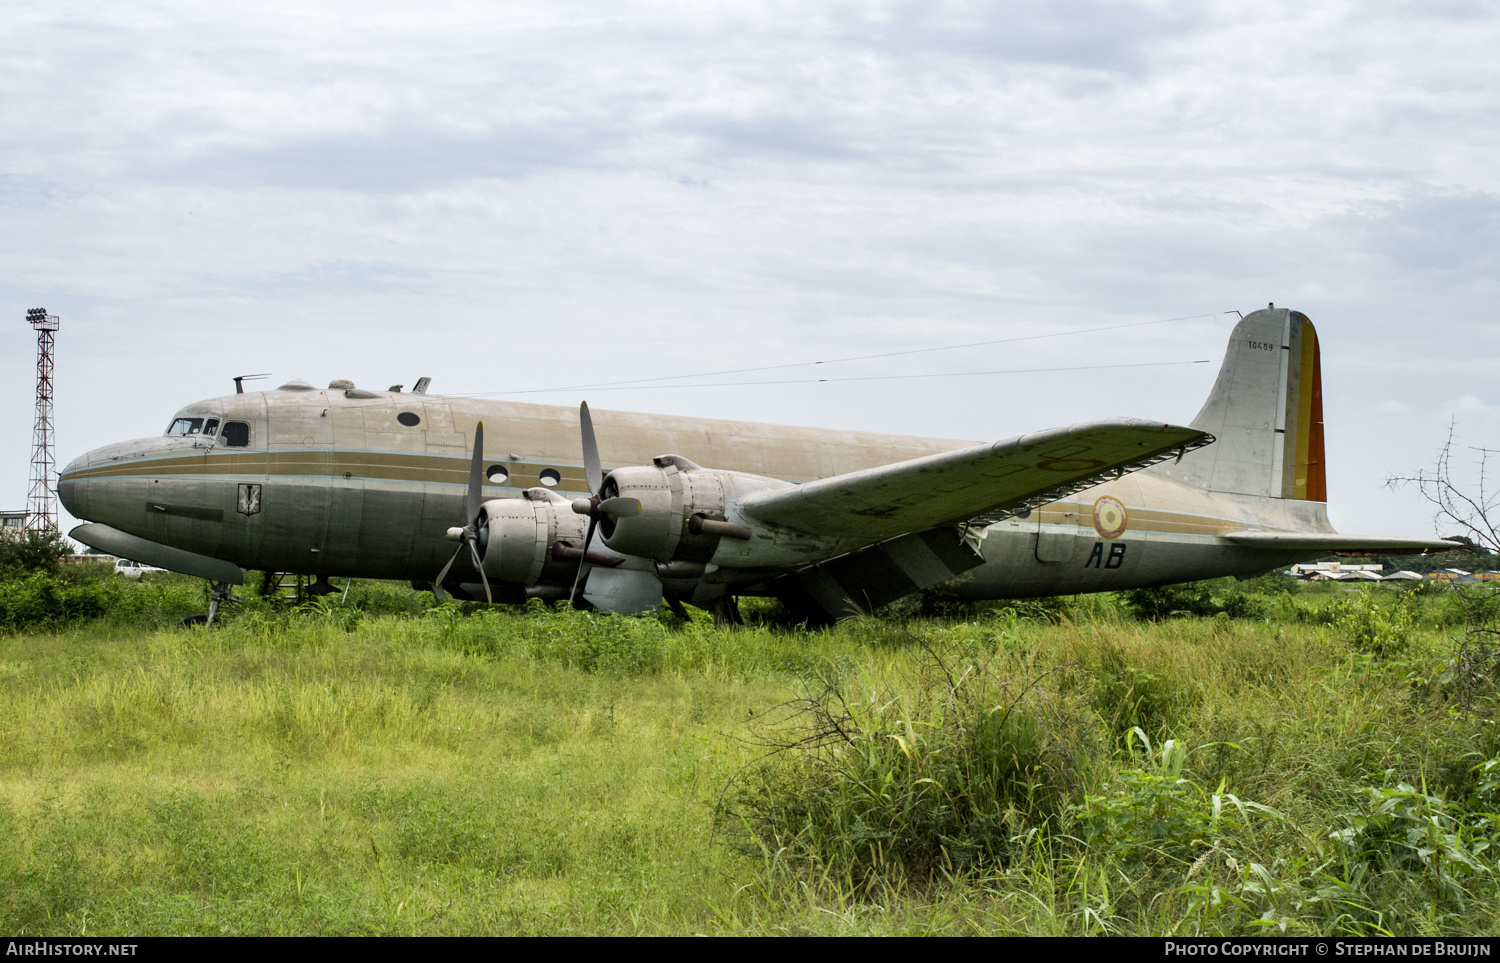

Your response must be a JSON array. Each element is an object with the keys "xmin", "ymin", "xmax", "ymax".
[{"xmin": 1034, "ymin": 503, "xmax": 1084, "ymax": 564}]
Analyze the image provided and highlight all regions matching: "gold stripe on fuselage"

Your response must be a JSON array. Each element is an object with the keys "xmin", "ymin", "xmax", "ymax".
[
  {"xmin": 73, "ymin": 447, "xmax": 1263, "ymax": 542},
  {"xmin": 64, "ymin": 450, "xmax": 597, "ymax": 492}
]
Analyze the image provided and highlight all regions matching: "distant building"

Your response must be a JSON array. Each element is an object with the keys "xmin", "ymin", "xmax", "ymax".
[
  {"xmin": 1291, "ymin": 561, "xmax": 1384, "ymax": 580},
  {"xmin": 0, "ymin": 510, "xmax": 25, "ymax": 534}
]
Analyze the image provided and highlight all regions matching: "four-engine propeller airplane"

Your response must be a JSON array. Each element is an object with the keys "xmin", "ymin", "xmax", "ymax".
[{"xmin": 59, "ymin": 307, "xmax": 1455, "ymax": 624}]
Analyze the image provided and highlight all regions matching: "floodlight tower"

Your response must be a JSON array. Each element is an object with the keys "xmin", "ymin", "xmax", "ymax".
[{"xmin": 25, "ymin": 308, "xmax": 59, "ymax": 533}]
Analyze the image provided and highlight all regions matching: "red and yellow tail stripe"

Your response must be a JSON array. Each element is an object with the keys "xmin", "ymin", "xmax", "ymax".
[{"xmin": 1282, "ymin": 314, "xmax": 1326, "ymax": 501}]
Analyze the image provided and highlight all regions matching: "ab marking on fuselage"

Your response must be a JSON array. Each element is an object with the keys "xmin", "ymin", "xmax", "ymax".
[{"xmin": 58, "ymin": 307, "xmax": 1456, "ymax": 623}]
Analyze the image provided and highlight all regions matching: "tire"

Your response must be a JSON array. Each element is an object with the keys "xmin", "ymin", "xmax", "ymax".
[{"xmin": 181, "ymin": 613, "xmax": 210, "ymax": 627}]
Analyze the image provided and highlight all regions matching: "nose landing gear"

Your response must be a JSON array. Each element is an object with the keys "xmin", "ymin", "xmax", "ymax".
[{"xmin": 182, "ymin": 580, "xmax": 243, "ymax": 628}]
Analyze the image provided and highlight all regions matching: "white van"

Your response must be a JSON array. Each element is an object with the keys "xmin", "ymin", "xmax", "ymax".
[{"xmin": 114, "ymin": 559, "xmax": 167, "ymax": 579}]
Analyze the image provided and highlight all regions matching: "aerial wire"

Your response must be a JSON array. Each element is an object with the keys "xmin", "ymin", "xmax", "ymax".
[
  {"xmin": 504, "ymin": 359, "xmax": 1213, "ymax": 392},
  {"xmin": 455, "ymin": 312, "xmax": 1217, "ymax": 397}
]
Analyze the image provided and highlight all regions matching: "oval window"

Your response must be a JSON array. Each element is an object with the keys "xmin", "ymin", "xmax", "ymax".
[
  {"xmin": 538, "ymin": 468, "xmax": 561, "ymax": 487},
  {"xmin": 397, "ymin": 412, "xmax": 420, "ymax": 427},
  {"xmin": 486, "ymin": 464, "xmax": 509, "ymax": 483}
]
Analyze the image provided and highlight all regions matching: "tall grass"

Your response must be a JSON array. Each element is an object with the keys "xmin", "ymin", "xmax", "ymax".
[{"xmin": 0, "ymin": 574, "xmax": 1497, "ymax": 933}]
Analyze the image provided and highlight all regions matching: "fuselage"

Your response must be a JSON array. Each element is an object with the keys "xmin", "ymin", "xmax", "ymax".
[{"xmin": 57, "ymin": 383, "xmax": 1328, "ymax": 598}]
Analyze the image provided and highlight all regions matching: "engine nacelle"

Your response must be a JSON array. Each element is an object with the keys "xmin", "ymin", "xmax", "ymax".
[
  {"xmin": 479, "ymin": 489, "xmax": 587, "ymax": 585},
  {"xmin": 598, "ymin": 455, "xmax": 731, "ymax": 562}
]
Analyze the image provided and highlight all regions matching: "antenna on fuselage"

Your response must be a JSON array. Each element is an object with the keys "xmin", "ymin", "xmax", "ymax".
[
  {"xmin": 233, "ymin": 373, "xmax": 270, "ymax": 394},
  {"xmin": 412, "ymin": 376, "xmax": 431, "ymax": 394}
]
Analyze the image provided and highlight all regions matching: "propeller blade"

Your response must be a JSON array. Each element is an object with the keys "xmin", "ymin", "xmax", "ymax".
[
  {"xmin": 597, "ymin": 496, "xmax": 642, "ymax": 518},
  {"xmin": 433, "ymin": 541, "xmax": 464, "ymax": 600},
  {"xmin": 570, "ymin": 515, "xmax": 599, "ymax": 607},
  {"xmin": 467, "ymin": 538, "xmax": 493, "ymax": 604},
  {"xmin": 580, "ymin": 402, "xmax": 603, "ymax": 495},
  {"xmin": 466, "ymin": 421, "xmax": 485, "ymax": 524}
]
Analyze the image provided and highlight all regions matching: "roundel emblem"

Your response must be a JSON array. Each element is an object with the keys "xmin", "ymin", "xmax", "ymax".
[{"xmin": 1093, "ymin": 495, "xmax": 1128, "ymax": 539}]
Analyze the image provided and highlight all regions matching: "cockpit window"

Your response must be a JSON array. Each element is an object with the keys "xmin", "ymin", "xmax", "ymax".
[
  {"xmin": 167, "ymin": 417, "xmax": 205, "ymax": 436},
  {"xmin": 221, "ymin": 422, "xmax": 250, "ymax": 448},
  {"xmin": 204, "ymin": 419, "xmax": 220, "ymax": 435}
]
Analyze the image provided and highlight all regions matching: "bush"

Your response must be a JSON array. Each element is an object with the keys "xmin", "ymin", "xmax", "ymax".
[
  {"xmin": 0, "ymin": 570, "xmax": 205, "ymax": 632},
  {"xmin": 1330, "ymin": 775, "xmax": 1498, "ymax": 902},
  {"xmin": 0, "ymin": 529, "xmax": 69, "ymax": 579},
  {"xmin": 1122, "ymin": 578, "xmax": 1275, "ymax": 622},
  {"xmin": 1335, "ymin": 587, "xmax": 1418, "ymax": 658},
  {"xmin": 1074, "ymin": 729, "xmax": 1280, "ymax": 872},
  {"xmin": 1123, "ymin": 582, "xmax": 1220, "ymax": 621},
  {"xmin": 0, "ymin": 572, "xmax": 111, "ymax": 630},
  {"xmin": 1088, "ymin": 642, "xmax": 1196, "ymax": 735},
  {"xmin": 719, "ymin": 642, "xmax": 1093, "ymax": 881}
]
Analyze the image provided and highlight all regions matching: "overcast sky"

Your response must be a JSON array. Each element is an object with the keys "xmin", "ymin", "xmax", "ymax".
[{"xmin": 3, "ymin": 0, "xmax": 1499, "ymax": 538}]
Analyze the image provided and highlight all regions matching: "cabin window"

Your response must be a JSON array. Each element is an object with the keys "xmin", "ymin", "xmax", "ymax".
[
  {"xmin": 486, "ymin": 465, "xmax": 509, "ymax": 483},
  {"xmin": 221, "ymin": 422, "xmax": 251, "ymax": 448},
  {"xmin": 166, "ymin": 417, "xmax": 205, "ymax": 435},
  {"xmin": 397, "ymin": 412, "xmax": 421, "ymax": 427},
  {"xmin": 539, "ymin": 468, "xmax": 561, "ymax": 487}
]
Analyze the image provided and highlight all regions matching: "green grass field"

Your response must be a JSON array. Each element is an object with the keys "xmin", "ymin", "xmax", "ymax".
[{"xmin": 1, "ymin": 571, "xmax": 1498, "ymax": 935}]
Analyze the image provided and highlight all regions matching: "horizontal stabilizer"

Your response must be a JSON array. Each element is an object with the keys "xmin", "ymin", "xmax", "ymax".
[
  {"xmin": 69, "ymin": 523, "xmax": 244, "ymax": 584},
  {"xmin": 742, "ymin": 418, "xmax": 1212, "ymax": 542},
  {"xmin": 1222, "ymin": 531, "xmax": 1461, "ymax": 555}
]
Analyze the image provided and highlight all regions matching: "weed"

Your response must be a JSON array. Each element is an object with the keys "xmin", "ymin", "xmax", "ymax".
[
  {"xmin": 1336, "ymin": 588, "xmax": 1419, "ymax": 658},
  {"xmin": 719, "ymin": 642, "xmax": 1092, "ymax": 882}
]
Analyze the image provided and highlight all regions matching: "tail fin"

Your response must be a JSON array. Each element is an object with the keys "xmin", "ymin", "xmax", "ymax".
[{"xmin": 1166, "ymin": 307, "xmax": 1326, "ymax": 500}]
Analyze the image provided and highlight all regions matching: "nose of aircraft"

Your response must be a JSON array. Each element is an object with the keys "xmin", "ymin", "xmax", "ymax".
[
  {"xmin": 56, "ymin": 450, "xmax": 91, "ymax": 520},
  {"xmin": 58, "ymin": 436, "xmax": 181, "ymax": 526}
]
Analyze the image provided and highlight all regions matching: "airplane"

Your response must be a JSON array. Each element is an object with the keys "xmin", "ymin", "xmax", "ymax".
[{"xmin": 57, "ymin": 306, "xmax": 1456, "ymax": 625}]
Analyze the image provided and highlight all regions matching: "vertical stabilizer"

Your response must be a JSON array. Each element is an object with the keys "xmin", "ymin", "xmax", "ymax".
[{"xmin": 1166, "ymin": 307, "xmax": 1325, "ymax": 500}]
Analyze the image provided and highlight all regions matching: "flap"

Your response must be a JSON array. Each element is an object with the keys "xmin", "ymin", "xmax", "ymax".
[{"xmin": 740, "ymin": 418, "xmax": 1211, "ymax": 541}]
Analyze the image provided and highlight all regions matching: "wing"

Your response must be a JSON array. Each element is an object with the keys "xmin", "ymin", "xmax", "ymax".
[
  {"xmin": 1222, "ymin": 532, "xmax": 1461, "ymax": 555},
  {"xmin": 740, "ymin": 418, "xmax": 1212, "ymax": 541}
]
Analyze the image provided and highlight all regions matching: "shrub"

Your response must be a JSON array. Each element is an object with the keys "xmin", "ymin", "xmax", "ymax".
[
  {"xmin": 1335, "ymin": 587, "xmax": 1417, "ymax": 658},
  {"xmin": 1123, "ymin": 582, "xmax": 1219, "ymax": 621},
  {"xmin": 1073, "ymin": 730, "xmax": 1270, "ymax": 870},
  {"xmin": 719, "ymin": 642, "xmax": 1092, "ymax": 881},
  {"xmin": 1330, "ymin": 777, "xmax": 1497, "ymax": 902},
  {"xmin": 1088, "ymin": 642, "xmax": 1195, "ymax": 735},
  {"xmin": 0, "ymin": 572, "xmax": 110, "ymax": 630},
  {"xmin": 0, "ymin": 529, "xmax": 69, "ymax": 579}
]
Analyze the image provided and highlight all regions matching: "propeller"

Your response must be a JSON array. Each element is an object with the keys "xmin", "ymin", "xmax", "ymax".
[
  {"xmin": 432, "ymin": 421, "xmax": 494, "ymax": 604},
  {"xmin": 567, "ymin": 402, "xmax": 642, "ymax": 605}
]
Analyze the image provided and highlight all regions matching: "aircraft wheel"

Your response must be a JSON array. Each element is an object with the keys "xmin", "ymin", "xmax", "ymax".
[
  {"xmin": 181, "ymin": 613, "xmax": 210, "ymax": 627},
  {"xmin": 709, "ymin": 595, "xmax": 743, "ymax": 628}
]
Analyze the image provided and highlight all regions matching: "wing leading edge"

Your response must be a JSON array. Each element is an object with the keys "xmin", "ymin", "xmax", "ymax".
[{"xmin": 740, "ymin": 418, "xmax": 1213, "ymax": 541}]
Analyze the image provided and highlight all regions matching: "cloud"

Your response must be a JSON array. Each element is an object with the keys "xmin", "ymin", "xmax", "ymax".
[
  {"xmin": 3, "ymin": 0, "xmax": 1500, "ymax": 540},
  {"xmin": 1446, "ymin": 395, "xmax": 1500, "ymax": 419}
]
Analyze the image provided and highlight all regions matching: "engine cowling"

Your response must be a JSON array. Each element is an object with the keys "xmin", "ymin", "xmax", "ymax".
[
  {"xmin": 597, "ymin": 455, "xmax": 733, "ymax": 562},
  {"xmin": 479, "ymin": 489, "xmax": 588, "ymax": 585}
]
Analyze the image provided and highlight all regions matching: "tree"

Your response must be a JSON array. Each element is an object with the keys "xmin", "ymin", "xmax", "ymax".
[
  {"xmin": 1389, "ymin": 424, "xmax": 1500, "ymax": 705},
  {"xmin": 0, "ymin": 528, "xmax": 70, "ymax": 580}
]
